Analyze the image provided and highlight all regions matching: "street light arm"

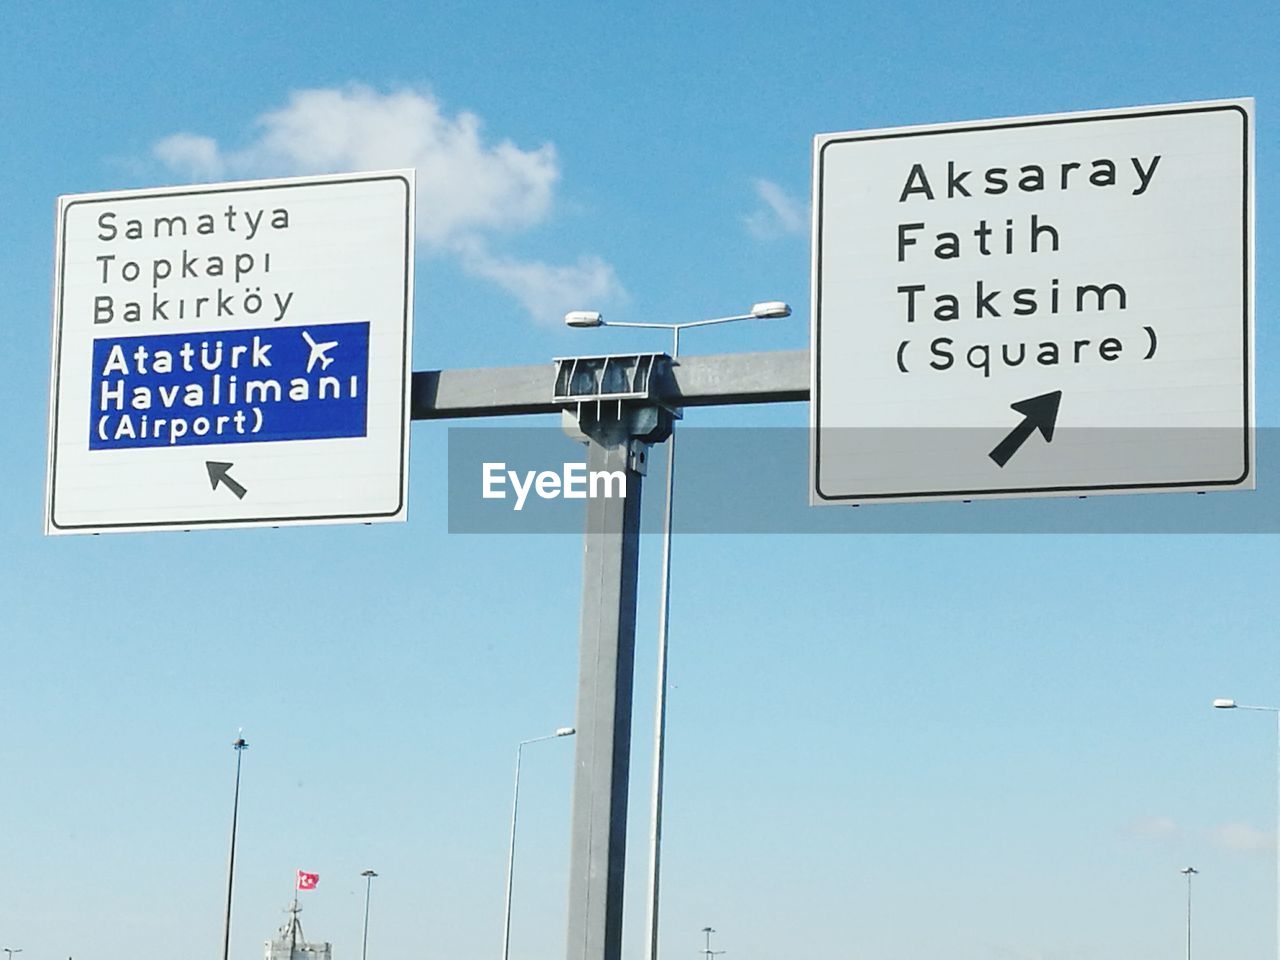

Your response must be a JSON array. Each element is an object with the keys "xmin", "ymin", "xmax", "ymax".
[
  {"xmin": 600, "ymin": 314, "xmax": 760, "ymax": 333},
  {"xmin": 519, "ymin": 727, "xmax": 576, "ymax": 748},
  {"xmin": 595, "ymin": 321, "xmax": 682, "ymax": 331},
  {"xmin": 668, "ymin": 314, "xmax": 759, "ymax": 330},
  {"xmin": 1214, "ymin": 699, "xmax": 1280, "ymax": 712}
]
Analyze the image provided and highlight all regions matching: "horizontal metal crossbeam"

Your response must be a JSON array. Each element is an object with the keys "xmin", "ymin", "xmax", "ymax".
[{"xmin": 411, "ymin": 349, "xmax": 810, "ymax": 420}]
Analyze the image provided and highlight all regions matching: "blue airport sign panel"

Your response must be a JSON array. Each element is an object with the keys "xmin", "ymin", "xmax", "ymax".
[
  {"xmin": 46, "ymin": 170, "xmax": 415, "ymax": 534},
  {"xmin": 811, "ymin": 100, "xmax": 1254, "ymax": 504}
]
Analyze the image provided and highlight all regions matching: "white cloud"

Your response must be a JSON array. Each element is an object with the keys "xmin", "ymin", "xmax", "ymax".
[
  {"xmin": 1125, "ymin": 815, "xmax": 1179, "ymax": 839},
  {"xmin": 153, "ymin": 133, "xmax": 224, "ymax": 182},
  {"xmin": 150, "ymin": 85, "xmax": 624, "ymax": 320},
  {"xmin": 1210, "ymin": 822, "xmax": 1274, "ymax": 854},
  {"xmin": 745, "ymin": 177, "xmax": 808, "ymax": 238},
  {"xmin": 458, "ymin": 243, "xmax": 626, "ymax": 325}
]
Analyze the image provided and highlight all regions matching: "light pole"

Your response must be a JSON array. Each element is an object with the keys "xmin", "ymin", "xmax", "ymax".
[
  {"xmin": 1182, "ymin": 866, "xmax": 1198, "ymax": 960},
  {"xmin": 501, "ymin": 726, "xmax": 576, "ymax": 960},
  {"xmin": 222, "ymin": 733, "xmax": 249, "ymax": 960},
  {"xmin": 566, "ymin": 301, "xmax": 791, "ymax": 960},
  {"xmin": 360, "ymin": 869, "xmax": 378, "ymax": 960},
  {"xmin": 5, "ymin": 947, "xmax": 23, "ymax": 960},
  {"xmin": 1213, "ymin": 698, "xmax": 1280, "ymax": 960},
  {"xmin": 700, "ymin": 926, "xmax": 725, "ymax": 960}
]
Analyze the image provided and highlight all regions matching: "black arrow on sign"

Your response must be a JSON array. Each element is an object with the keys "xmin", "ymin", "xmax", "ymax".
[
  {"xmin": 988, "ymin": 390, "xmax": 1063, "ymax": 468},
  {"xmin": 206, "ymin": 461, "xmax": 248, "ymax": 499}
]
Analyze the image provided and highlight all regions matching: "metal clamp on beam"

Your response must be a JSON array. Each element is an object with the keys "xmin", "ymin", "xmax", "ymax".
[{"xmin": 554, "ymin": 354, "xmax": 676, "ymax": 447}]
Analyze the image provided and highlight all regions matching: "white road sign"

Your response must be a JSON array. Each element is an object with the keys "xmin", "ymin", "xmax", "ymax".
[
  {"xmin": 811, "ymin": 100, "xmax": 1253, "ymax": 504},
  {"xmin": 46, "ymin": 170, "xmax": 415, "ymax": 534}
]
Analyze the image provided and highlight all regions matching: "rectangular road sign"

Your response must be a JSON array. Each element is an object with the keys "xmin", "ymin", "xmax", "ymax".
[
  {"xmin": 811, "ymin": 100, "xmax": 1253, "ymax": 505},
  {"xmin": 46, "ymin": 170, "xmax": 415, "ymax": 534}
]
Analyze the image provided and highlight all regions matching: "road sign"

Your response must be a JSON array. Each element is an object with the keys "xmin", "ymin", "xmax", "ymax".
[
  {"xmin": 811, "ymin": 100, "xmax": 1253, "ymax": 504},
  {"xmin": 46, "ymin": 170, "xmax": 415, "ymax": 534}
]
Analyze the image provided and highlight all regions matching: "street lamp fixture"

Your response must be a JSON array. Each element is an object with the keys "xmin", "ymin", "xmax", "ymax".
[
  {"xmin": 501, "ymin": 726, "xmax": 576, "ymax": 960},
  {"xmin": 564, "ymin": 302, "xmax": 792, "ymax": 338},
  {"xmin": 567, "ymin": 299, "xmax": 791, "ymax": 960},
  {"xmin": 749, "ymin": 301, "xmax": 792, "ymax": 319}
]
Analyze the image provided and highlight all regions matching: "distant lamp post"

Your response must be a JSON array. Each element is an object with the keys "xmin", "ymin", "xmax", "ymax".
[
  {"xmin": 1213, "ymin": 698, "xmax": 1280, "ymax": 960},
  {"xmin": 501, "ymin": 726, "xmax": 576, "ymax": 960},
  {"xmin": 567, "ymin": 301, "xmax": 791, "ymax": 960},
  {"xmin": 222, "ymin": 734, "xmax": 249, "ymax": 960},
  {"xmin": 1181, "ymin": 867, "xmax": 1199, "ymax": 960},
  {"xmin": 5, "ymin": 947, "xmax": 23, "ymax": 960},
  {"xmin": 360, "ymin": 869, "xmax": 378, "ymax": 960},
  {"xmin": 700, "ymin": 927, "xmax": 725, "ymax": 960}
]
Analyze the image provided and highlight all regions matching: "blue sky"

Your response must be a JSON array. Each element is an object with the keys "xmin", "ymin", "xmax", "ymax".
[{"xmin": 2, "ymin": 2, "xmax": 1279, "ymax": 960}]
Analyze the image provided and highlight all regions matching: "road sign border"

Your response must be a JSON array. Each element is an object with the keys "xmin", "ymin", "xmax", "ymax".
[
  {"xmin": 811, "ymin": 100, "xmax": 1253, "ymax": 503},
  {"xmin": 46, "ymin": 170, "xmax": 414, "ymax": 532}
]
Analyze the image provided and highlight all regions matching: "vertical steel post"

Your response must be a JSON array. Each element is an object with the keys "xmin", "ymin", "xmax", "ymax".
[
  {"xmin": 1181, "ymin": 866, "xmax": 1197, "ymax": 960},
  {"xmin": 565, "ymin": 435, "xmax": 645, "ymax": 960},
  {"xmin": 645, "ymin": 328, "xmax": 681, "ymax": 960},
  {"xmin": 222, "ymin": 736, "xmax": 248, "ymax": 960},
  {"xmin": 361, "ymin": 870, "xmax": 377, "ymax": 960},
  {"xmin": 501, "ymin": 743, "xmax": 526, "ymax": 960},
  {"xmin": 1186, "ymin": 870, "xmax": 1192, "ymax": 960}
]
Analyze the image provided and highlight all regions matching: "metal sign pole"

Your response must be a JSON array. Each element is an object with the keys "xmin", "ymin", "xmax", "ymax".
[
  {"xmin": 411, "ymin": 349, "xmax": 807, "ymax": 960},
  {"xmin": 564, "ymin": 434, "xmax": 646, "ymax": 960}
]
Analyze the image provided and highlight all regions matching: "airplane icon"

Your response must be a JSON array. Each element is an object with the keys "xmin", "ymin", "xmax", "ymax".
[{"xmin": 301, "ymin": 330, "xmax": 338, "ymax": 372}]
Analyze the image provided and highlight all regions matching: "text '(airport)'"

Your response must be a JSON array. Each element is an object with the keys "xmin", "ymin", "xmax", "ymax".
[{"xmin": 89, "ymin": 322, "xmax": 370, "ymax": 448}]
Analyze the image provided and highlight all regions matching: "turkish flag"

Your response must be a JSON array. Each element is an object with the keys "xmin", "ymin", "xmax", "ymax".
[{"xmin": 296, "ymin": 871, "xmax": 319, "ymax": 891}]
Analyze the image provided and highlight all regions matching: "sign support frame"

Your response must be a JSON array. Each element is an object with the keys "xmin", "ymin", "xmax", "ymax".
[{"xmin": 412, "ymin": 351, "xmax": 806, "ymax": 960}]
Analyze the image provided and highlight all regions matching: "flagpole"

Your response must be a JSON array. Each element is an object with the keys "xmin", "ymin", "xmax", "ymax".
[{"xmin": 289, "ymin": 873, "xmax": 299, "ymax": 960}]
